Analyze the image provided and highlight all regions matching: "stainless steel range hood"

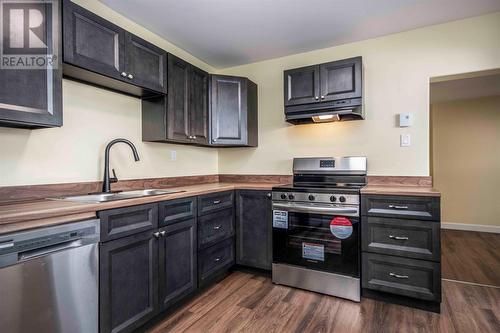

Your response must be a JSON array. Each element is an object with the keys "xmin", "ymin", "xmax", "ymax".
[{"xmin": 285, "ymin": 97, "xmax": 364, "ymax": 124}]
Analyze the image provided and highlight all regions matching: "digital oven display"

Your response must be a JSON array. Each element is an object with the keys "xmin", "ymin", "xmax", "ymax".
[{"xmin": 320, "ymin": 160, "xmax": 335, "ymax": 168}]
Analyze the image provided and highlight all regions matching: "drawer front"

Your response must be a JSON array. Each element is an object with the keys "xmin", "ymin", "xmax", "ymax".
[
  {"xmin": 159, "ymin": 197, "xmax": 196, "ymax": 226},
  {"xmin": 198, "ymin": 191, "xmax": 234, "ymax": 216},
  {"xmin": 362, "ymin": 195, "xmax": 440, "ymax": 221},
  {"xmin": 198, "ymin": 238, "xmax": 235, "ymax": 282},
  {"xmin": 99, "ymin": 203, "xmax": 158, "ymax": 242},
  {"xmin": 362, "ymin": 217, "xmax": 440, "ymax": 261},
  {"xmin": 198, "ymin": 208, "xmax": 234, "ymax": 249},
  {"xmin": 362, "ymin": 253, "xmax": 441, "ymax": 301}
]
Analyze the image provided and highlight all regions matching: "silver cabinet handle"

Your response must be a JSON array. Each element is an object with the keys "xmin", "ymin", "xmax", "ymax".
[
  {"xmin": 160, "ymin": 231, "xmax": 166, "ymax": 237},
  {"xmin": 266, "ymin": 193, "xmax": 272, "ymax": 198},
  {"xmin": 389, "ymin": 235, "xmax": 409, "ymax": 240},
  {"xmin": 120, "ymin": 72, "xmax": 127, "ymax": 77},
  {"xmin": 214, "ymin": 258, "xmax": 221, "ymax": 262},
  {"xmin": 315, "ymin": 96, "xmax": 319, "ymax": 100},
  {"xmin": 153, "ymin": 232, "xmax": 160, "ymax": 238},
  {"xmin": 213, "ymin": 139, "xmax": 217, "ymax": 142},
  {"xmin": 213, "ymin": 200, "xmax": 221, "ymax": 205},
  {"xmin": 213, "ymin": 225, "xmax": 222, "ymax": 230},
  {"xmin": 321, "ymin": 95, "xmax": 325, "ymax": 99},
  {"xmin": 388, "ymin": 205, "xmax": 409, "ymax": 210},
  {"xmin": 192, "ymin": 136, "xmax": 197, "ymax": 139},
  {"xmin": 389, "ymin": 272, "xmax": 409, "ymax": 279},
  {"xmin": 127, "ymin": 74, "xmax": 134, "ymax": 79}
]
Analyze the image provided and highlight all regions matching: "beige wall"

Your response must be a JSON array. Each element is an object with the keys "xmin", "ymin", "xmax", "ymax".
[
  {"xmin": 217, "ymin": 12, "xmax": 500, "ymax": 176},
  {"xmin": 431, "ymin": 96, "xmax": 500, "ymax": 227},
  {"xmin": 0, "ymin": 0, "xmax": 218, "ymax": 186}
]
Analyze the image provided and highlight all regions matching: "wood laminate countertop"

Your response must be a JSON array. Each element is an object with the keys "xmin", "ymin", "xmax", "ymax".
[
  {"xmin": 0, "ymin": 182, "xmax": 278, "ymax": 235},
  {"xmin": 361, "ymin": 185, "xmax": 441, "ymax": 197}
]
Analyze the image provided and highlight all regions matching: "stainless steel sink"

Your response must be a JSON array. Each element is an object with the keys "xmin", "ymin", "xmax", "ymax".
[{"xmin": 49, "ymin": 189, "xmax": 184, "ymax": 203}]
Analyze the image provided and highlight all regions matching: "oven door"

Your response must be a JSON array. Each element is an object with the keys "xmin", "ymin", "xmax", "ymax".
[{"xmin": 272, "ymin": 202, "xmax": 359, "ymax": 277}]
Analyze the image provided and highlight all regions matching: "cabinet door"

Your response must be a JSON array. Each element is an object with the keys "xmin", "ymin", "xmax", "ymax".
[
  {"xmin": 99, "ymin": 231, "xmax": 158, "ymax": 333},
  {"xmin": 283, "ymin": 65, "xmax": 320, "ymax": 106},
  {"xmin": 320, "ymin": 57, "xmax": 362, "ymax": 102},
  {"xmin": 235, "ymin": 190, "xmax": 272, "ymax": 270},
  {"xmin": 210, "ymin": 75, "xmax": 247, "ymax": 145},
  {"xmin": 158, "ymin": 219, "xmax": 197, "ymax": 311},
  {"xmin": 0, "ymin": 0, "xmax": 62, "ymax": 128},
  {"xmin": 125, "ymin": 33, "xmax": 167, "ymax": 94},
  {"xmin": 167, "ymin": 54, "xmax": 190, "ymax": 142},
  {"xmin": 189, "ymin": 66, "xmax": 209, "ymax": 145},
  {"xmin": 63, "ymin": 0, "xmax": 125, "ymax": 81}
]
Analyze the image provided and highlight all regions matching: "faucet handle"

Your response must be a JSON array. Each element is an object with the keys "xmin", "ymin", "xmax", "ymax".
[{"xmin": 110, "ymin": 169, "xmax": 118, "ymax": 183}]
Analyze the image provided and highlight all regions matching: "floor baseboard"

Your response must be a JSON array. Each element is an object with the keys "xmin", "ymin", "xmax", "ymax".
[{"xmin": 441, "ymin": 222, "xmax": 500, "ymax": 234}]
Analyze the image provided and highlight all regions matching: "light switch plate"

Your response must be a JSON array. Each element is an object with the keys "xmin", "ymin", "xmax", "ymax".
[
  {"xmin": 170, "ymin": 150, "xmax": 177, "ymax": 161},
  {"xmin": 399, "ymin": 113, "xmax": 412, "ymax": 127},
  {"xmin": 400, "ymin": 134, "xmax": 411, "ymax": 147}
]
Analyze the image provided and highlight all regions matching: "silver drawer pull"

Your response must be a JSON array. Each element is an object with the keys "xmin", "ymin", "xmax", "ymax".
[
  {"xmin": 153, "ymin": 232, "xmax": 160, "ymax": 238},
  {"xmin": 213, "ymin": 200, "xmax": 221, "ymax": 205},
  {"xmin": 389, "ymin": 235, "xmax": 409, "ymax": 240},
  {"xmin": 389, "ymin": 272, "xmax": 409, "ymax": 279},
  {"xmin": 213, "ymin": 225, "xmax": 222, "ymax": 230},
  {"xmin": 214, "ymin": 258, "xmax": 221, "ymax": 262},
  {"xmin": 160, "ymin": 231, "xmax": 166, "ymax": 237},
  {"xmin": 388, "ymin": 205, "xmax": 409, "ymax": 210}
]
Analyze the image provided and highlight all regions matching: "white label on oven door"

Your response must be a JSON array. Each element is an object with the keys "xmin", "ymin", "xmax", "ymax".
[
  {"xmin": 272, "ymin": 210, "xmax": 288, "ymax": 229},
  {"xmin": 302, "ymin": 243, "xmax": 324, "ymax": 261}
]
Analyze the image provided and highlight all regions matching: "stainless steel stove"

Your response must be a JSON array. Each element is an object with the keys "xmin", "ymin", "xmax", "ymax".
[{"xmin": 271, "ymin": 156, "xmax": 367, "ymax": 302}]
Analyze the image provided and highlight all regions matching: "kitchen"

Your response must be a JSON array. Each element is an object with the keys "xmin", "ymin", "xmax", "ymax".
[{"xmin": 0, "ymin": 0, "xmax": 499, "ymax": 332}]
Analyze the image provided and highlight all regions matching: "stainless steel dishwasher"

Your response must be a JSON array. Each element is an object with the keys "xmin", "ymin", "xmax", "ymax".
[{"xmin": 0, "ymin": 219, "xmax": 100, "ymax": 333}]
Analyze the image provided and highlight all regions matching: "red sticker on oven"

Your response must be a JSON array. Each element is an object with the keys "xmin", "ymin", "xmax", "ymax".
[{"xmin": 330, "ymin": 217, "xmax": 353, "ymax": 239}]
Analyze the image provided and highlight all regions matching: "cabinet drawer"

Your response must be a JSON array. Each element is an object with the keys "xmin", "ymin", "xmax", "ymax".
[
  {"xmin": 159, "ymin": 197, "xmax": 196, "ymax": 226},
  {"xmin": 98, "ymin": 203, "xmax": 158, "ymax": 242},
  {"xmin": 362, "ymin": 217, "xmax": 440, "ymax": 261},
  {"xmin": 198, "ymin": 208, "xmax": 234, "ymax": 249},
  {"xmin": 362, "ymin": 253, "xmax": 441, "ymax": 302},
  {"xmin": 362, "ymin": 195, "xmax": 440, "ymax": 221},
  {"xmin": 198, "ymin": 191, "xmax": 234, "ymax": 216},
  {"xmin": 198, "ymin": 238, "xmax": 234, "ymax": 284}
]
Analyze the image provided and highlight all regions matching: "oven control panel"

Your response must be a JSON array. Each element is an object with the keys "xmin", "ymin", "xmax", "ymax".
[{"xmin": 272, "ymin": 191, "xmax": 359, "ymax": 205}]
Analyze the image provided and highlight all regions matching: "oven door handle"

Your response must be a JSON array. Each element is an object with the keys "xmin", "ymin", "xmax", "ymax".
[{"xmin": 272, "ymin": 203, "xmax": 359, "ymax": 216}]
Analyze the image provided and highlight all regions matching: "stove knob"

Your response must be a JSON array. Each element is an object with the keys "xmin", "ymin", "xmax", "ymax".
[
  {"xmin": 280, "ymin": 194, "xmax": 287, "ymax": 200},
  {"xmin": 288, "ymin": 194, "xmax": 295, "ymax": 200},
  {"xmin": 330, "ymin": 196, "xmax": 337, "ymax": 202},
  {"xmin": 339, "ymin": 196, "xmax": 346, "ymax": 203},
  {"xmin": 308, "ymin": 195, "xmax": 315, "ymax": 201}
]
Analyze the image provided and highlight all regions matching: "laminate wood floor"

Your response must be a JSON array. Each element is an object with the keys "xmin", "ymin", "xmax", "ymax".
[
  {"xmin": 148, "ymin": 271, "xmax": 499, "ymax": 333},
  {"xmin": 442, "ymin": 229, "xmax": 500, "ymax": 286}
]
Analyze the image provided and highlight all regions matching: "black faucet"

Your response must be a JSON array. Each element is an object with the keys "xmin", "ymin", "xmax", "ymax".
[{"xmin": 102, "ymin": 138, "xmax": 140, "ymax": 193}]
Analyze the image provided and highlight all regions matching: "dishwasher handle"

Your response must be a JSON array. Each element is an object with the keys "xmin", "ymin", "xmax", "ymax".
[{"xmin": 18, "ymin": 239, "xmax": 84, "ymax": 262}]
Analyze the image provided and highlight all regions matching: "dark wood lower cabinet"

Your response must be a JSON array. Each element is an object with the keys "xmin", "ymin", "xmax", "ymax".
[
  {"xmin": 235, "ymin": 190, "xmax": 272, "ymax": 270},
  {"xmin": 99, "ymin": 230, "xmax": 158, "ymax": 333},
  {"xmin": 158, "ymin": 218, "xmax": 197, "ymax": 310}
]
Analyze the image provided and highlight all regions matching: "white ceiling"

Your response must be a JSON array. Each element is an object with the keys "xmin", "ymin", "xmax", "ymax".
[
  {"xmin": 99, "ymin": 0, "xmax": 500, "ymax": 68},
  {"xmin": 430, "ymin": 73, "xmax": 500, "ymax": 104}
]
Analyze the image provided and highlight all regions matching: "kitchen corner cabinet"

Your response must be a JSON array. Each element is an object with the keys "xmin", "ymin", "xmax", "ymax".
[
  {"xmin": 284, "ymin": 57, "xmax": 362, "ymax": 106},
  {"xmin": 235, "ymin": 190, "xmax": 272, "ymax": 270},
  {"xmin": 0, "ymin": 0, "xmax": 62, "ymax": 128},
  {"xmin": 141, "ymin": 54, "xmax": 208, "ymax": 145},
  {"xmin": 63, "ymin": 0, "xmax": 167, "ymax": 96},
  {"xmin": 209, "ymin": 75, "xmax": 258, "ymax": 147}
]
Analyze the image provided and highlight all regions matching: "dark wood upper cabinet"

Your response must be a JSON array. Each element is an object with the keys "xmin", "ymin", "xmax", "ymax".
[
  {"xmin": 284, "ymin": 65, "xmax": 320, "ymax": 106},
  {"xmin": 125, "ymin": 33, "xmax": 167, "ymax": 94},
  {"xmin": 63, "ymin": 0, "xmax": 166, "ymax": 96},
  {"xmin": 189, "ymin": 66, "xmax": 209, "ymax": 145},
  {"xmin": 209, "ymin": 75, "xmax": 258, "ymax": 147},
  {"xmin": 235, "ymin": 190, "xmax": 272, "ymax": 270},
  {"xmin": 158, "ymin": 218, "xmax": 197, "ymax": 311},
  {"xmin": 284, "ymin": 57, "xmax": 362, "ymax": 106},
  {"xmin": 63, "ymin": 0, "xmax": 125, "ymax": 80},
  {"xmin": 320, "ymin": 57, "xmax": 362, "ymax": 102},
  {"xmin": 0, "ymin": 0, "xmax": 62, "ymax": 128},
  {"xmin": 99, "ymin": 230, "xmax": 158, "ymax": 333},
  {"xmin": 167, "ymin": 54, "xmax": 190, "ymax": 142}
]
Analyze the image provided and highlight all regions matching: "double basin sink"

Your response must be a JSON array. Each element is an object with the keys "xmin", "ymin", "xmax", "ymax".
[{"xmin": 51, "ymin": 189, "xmax": 184, "ymax": 204}]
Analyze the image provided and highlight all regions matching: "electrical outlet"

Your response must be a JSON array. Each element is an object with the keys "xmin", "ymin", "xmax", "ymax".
[
  {"xmin": 400, "ymin": 134, "xmax": 411, "ymax": 147},
  {"xmin": 170, "ymin": 150, "xmax": 177, "ymax": 161}
]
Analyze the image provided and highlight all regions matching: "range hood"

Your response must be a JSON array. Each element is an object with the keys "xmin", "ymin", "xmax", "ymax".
[{"xmin": 285, "ymin": 97, "xmax": 364, "ymax": 125}]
